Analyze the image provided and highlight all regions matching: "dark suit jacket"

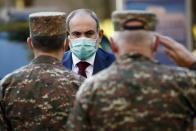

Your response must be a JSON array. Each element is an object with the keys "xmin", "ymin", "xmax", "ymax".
[{"xmin": 62, "ymin": 48, "xmax": 116, "ymax": 75}]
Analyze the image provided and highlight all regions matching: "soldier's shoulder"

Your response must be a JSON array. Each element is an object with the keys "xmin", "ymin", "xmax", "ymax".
[
  {"xmin": 163, "ymin": 65, "xmax": 196, "ymax": 75},
  {"xmin": 51, "ymin": 65, "xmax": 85, "ymax": 91},
  {"xmin": 88, "ymin": 63, "xmax": 118, "ymax": 85},
  {"xmin": 59, "ymin": 65, "xmax": 85, "ymax": 82},
  {"xmin": 76, "ymin": 64, "xmax": 118, "ymax": 98},
  {"xmin": 0, "ymin": 65, "xmax": 30, "ymax": 86},
  {"xmin": 156, "ymin": 64, "xmax": 196, "ymax": 82},
  {"xmin": 150, "ymin": 63, "xmax": 193, "ymax": 74}
]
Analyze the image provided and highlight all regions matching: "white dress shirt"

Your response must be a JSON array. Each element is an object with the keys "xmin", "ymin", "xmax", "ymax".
[{"xmin": 72, "ymin": 53, "xmax": 96, "ymax": 78}]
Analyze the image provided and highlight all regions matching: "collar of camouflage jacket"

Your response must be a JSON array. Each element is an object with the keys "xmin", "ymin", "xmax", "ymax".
[
  {"xmin": 30, "ymin": 55, "xmax": 62, "ymax": 65},
  {"xmin": 119, "ymin": 52, "xmax": 159, "ymax": 64}
]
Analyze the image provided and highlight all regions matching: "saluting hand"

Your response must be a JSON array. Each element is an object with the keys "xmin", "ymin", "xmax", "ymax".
[{"xmin": 156, "ymin": 33, "xmax": 196, "ymax": 68}]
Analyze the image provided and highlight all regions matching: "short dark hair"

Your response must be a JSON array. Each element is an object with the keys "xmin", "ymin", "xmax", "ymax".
[
  {"xmin": 31, "ymin": 34, "xmax": 66, "ymax": 52},
  {"xmin": 66, "ymin": 9, "xmax": 100, "ymax": 34}
]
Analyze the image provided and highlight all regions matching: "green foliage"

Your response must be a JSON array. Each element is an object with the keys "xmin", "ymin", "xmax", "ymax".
[{"xmin": 0, "ymin": 20, "xmax": 28, "ymax": 31}]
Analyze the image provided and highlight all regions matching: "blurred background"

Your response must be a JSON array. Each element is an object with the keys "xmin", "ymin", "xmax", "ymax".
[{"xmin": 0, "ymin": 0, "xmax": 196, "ymax": 79}]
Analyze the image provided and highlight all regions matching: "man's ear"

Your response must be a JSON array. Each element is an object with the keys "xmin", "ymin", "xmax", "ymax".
[
  {"xmin": 153, "ymin": 35, "xmax": 159, "ymax": 52},
  {"xmin": 27, "ymin": 37, "xmax": 34, "ymax": 50},
  {"xmin": 109, "ymin": 37, "xmax": 118, "ymax": 53},
  {"xmin": 98, "ymin": 29, "xmax": 104, "ymax": 43}
]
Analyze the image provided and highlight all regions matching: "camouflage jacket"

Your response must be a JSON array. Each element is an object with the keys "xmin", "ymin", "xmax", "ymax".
[
  {"xmin": 66, "ymin": 52, "xmax": 196, "ymax": 131},
  {"xmin": 0, "ymin": 55, "xmax": 84, "ymax": 131}
]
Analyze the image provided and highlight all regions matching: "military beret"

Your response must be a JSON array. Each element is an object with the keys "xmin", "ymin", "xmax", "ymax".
[
  {"xmin": 29, "ymin": 12, "xmax": 66, "ymax": 37},
  {"xmin": 112, "ymin": 10, "xmax": 157, "ymax": 31}
]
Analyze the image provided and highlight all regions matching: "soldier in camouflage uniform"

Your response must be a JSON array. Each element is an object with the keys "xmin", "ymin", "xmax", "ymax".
[
  {"xmin": 0, "ymin": 12, "xmax": 84, "ymax": 130},
  {"xmin": 66, "ymin": 10, "xmax": 196, "ymax": 131}
]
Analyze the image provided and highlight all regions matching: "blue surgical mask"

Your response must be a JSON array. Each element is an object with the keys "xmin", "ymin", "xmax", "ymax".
[{"xmin": 69, "ymin": 37, "xmax": 98, "ymax": 60}]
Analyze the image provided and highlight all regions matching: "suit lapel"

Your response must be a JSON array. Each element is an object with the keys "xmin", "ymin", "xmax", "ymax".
[
  {"xmin": 93, "ymin": 49, "xmax": 106, "ymax": 74},
  {"xmin": 62, "ymin": 51, "xmax": 73, "ymax": 70}
]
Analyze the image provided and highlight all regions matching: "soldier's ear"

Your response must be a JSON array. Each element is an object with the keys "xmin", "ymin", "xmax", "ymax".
[
  {"xmin": 98, "ymin": 29, "xmax": 104, "ymax": 43},
  {"xmin": 153, "ymin": 35, "xmax": 159, "ymax": 52},
  {"xmin": 109, "ymin": 37, "xmax": 118, "ymax": 53},
  {"xmin": 27, "ymin": 37, "xmax": 34, "ymax": 50}
]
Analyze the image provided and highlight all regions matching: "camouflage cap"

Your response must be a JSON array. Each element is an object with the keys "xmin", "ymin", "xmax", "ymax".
[
  {"xmin": 29, "ymin": 12, "xmax": 66, "ymax": 37},
  {"xmin": 112, "ymin": 10, "xmax": 157, "ymax": 31}
]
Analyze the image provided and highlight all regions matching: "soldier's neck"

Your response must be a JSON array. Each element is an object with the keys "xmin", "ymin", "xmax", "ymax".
[
  {"xmin": 119, "ymin": 46, "xmax": 154, "ymax": 59},
  {"xmin": 33, "ymin": 50, "xmax": 64, "ymax": 61}
]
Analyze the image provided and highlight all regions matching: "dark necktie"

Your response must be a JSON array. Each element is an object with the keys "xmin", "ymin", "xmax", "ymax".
[{"xmin": 77, "ymin": 61, "xmax": 90, "ymax": 78}]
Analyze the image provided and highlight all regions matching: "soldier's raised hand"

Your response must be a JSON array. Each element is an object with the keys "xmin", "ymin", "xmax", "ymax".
[{"xmin": 156, "ymin": 33, "xmax": 196, "ymax": 68}]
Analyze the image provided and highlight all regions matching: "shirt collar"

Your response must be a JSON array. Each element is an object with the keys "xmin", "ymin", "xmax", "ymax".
[
  {"xmin": 30, "ymin": 55, "xmax": 62, "ymax": 65},
  {"xmin": 72, "ymin": 53, "xmax": 96, "ymax": 67}
]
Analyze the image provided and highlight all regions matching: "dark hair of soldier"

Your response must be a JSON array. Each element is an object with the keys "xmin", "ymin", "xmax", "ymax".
[
  {"xmin": 66, "ymin": 9, "xmax": 100, "ymax": 34},
  {"xmin": 31, "ymin": 34, "xmax": 66, "ymax": 52}
]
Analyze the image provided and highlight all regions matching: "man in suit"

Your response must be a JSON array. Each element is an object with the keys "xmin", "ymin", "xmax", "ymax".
[{"xmin": 62, "ymin": 9, "xmax": 115, "ymax": 78}]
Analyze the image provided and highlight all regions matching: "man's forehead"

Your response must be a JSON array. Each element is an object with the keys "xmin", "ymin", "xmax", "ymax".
[
  {"xmin": 69, "ymin": 12, "xmax": 97, "ymax": 32},
  {"xmin": 69, "ymin": 26, "xmax": 96, "ymax": 33},
  {"xmin": 72, "ymin": 11, "xmax": 91, "ymax": 18},
  {"xmin": 71, "ymin": 29, "xmax": 95, "ymax": 33},
  {"xmin": 70, "ymin": 12, "xmax": 96, "ymax": 26}
]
